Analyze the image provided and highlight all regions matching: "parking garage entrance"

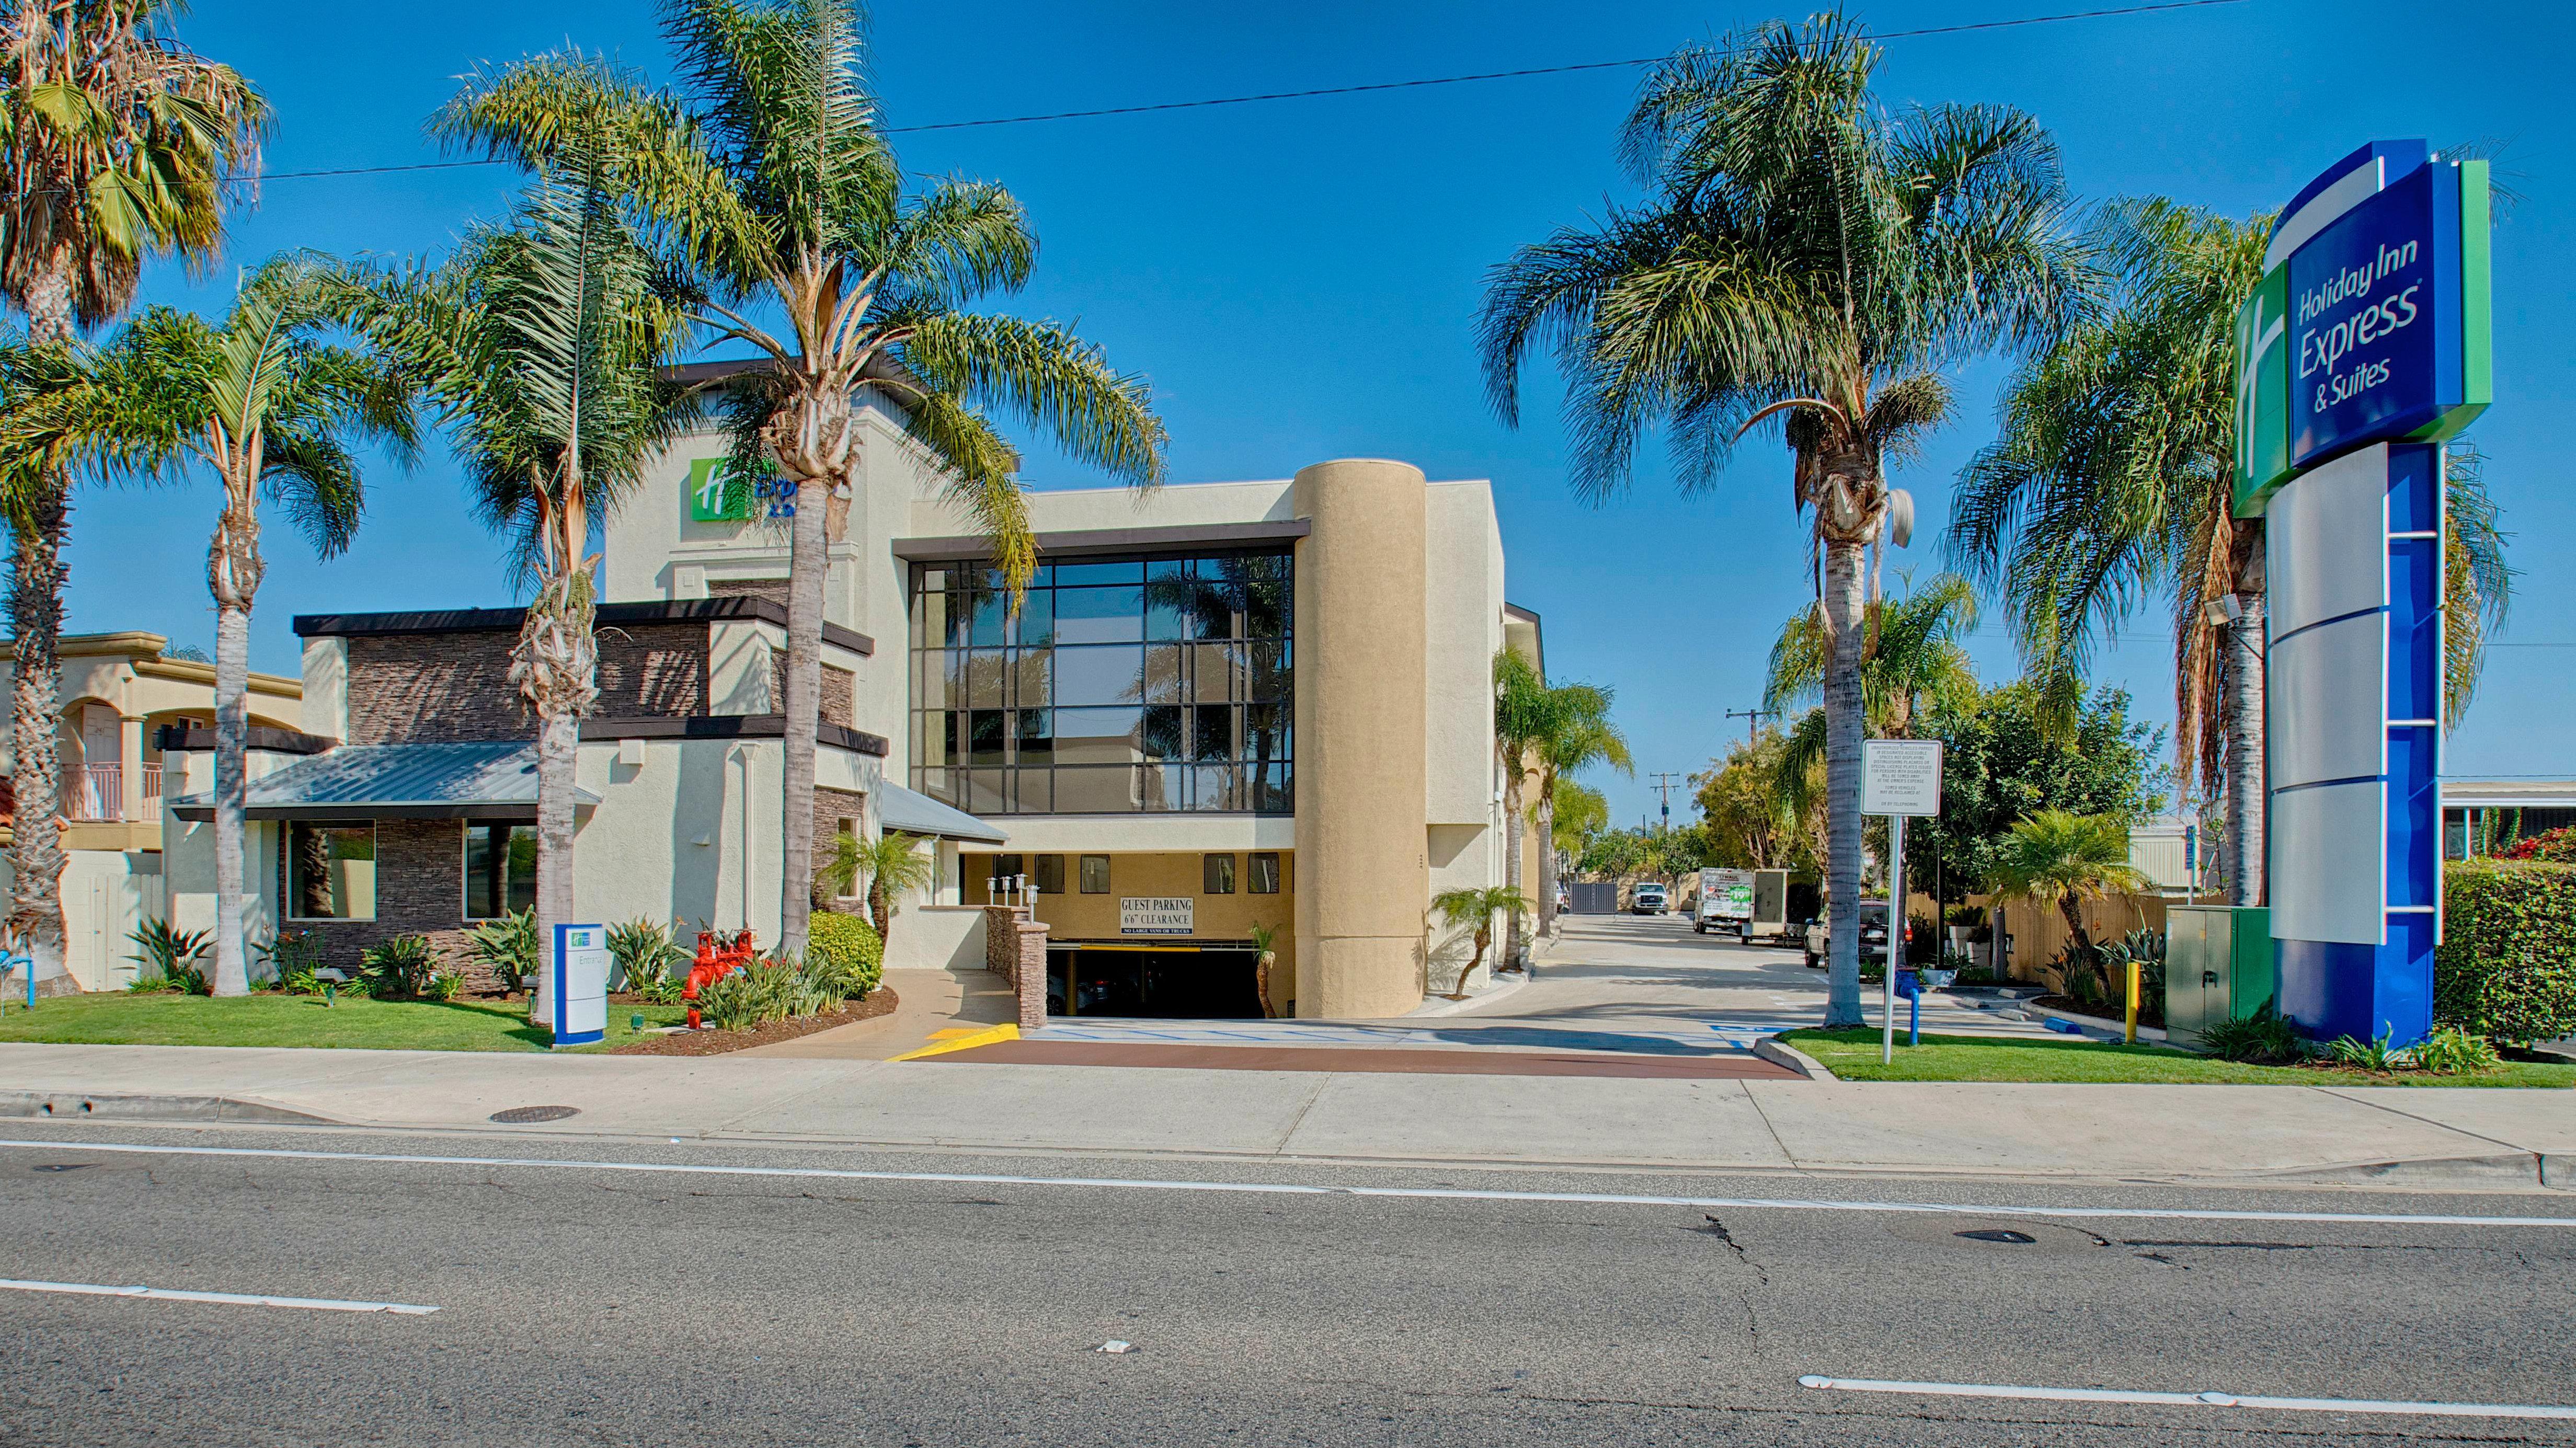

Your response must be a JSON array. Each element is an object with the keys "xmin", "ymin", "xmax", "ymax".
[{"xmin": 1047, "ymin": 941, "xmax": 1265, "ymax": 1019}]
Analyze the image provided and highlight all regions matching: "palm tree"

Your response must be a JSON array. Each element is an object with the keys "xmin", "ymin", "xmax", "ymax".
[
  {"xmin": 0, "ymin": 2, "xmax": 263, "ymax": 976},
  {"xmin": 1527, "ymin": 680, "xmax": 1629, "ymax": 945},
  {"xmin": 74, "ymin": 256, "xmax": 417, "ymax": 994},
  {"xmin": 1765, "ymin": 572, "xmax": 1977, "ymax": 741},
  {"xmin": 818, "ymin": 827, "xmax": 934, "ymax": 943},
  {"xmin": 346, "ymin": 146, "xmax": 694, "ymax": 1013},
  {"xmin": 1551, "ymin": 775, "xmax": 1608, "ymax": 859},
  {"xmin": 442, "ymin": 7, "xmax": 1167, "ymax": 957},
  {"xmin": 1950, "ymin": 200, "xmax": 2514, "ymax": 906},
  {"xmin": 1481, "ymin": 16, "xmax": 2088, "ymax": 1026},
  {"xmin": 1491, "ymin": 648, "xmax": 1548, "ymax": 968},
  {"xmin": 1985, "ymin": 808, "xmax": 2147, "ymax": 955},
  {"xmin": 1430, "ymin": 885, "xmax": 1530, "ymax": 1000}
]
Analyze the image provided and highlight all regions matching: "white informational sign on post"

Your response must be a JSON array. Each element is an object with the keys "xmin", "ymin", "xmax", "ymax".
[
  {"xmin": 543, "ymin": 923, "xmax": 610, "ymax": 1048},
  {"xmin": 1119, "ymin": 897, "xmax": 1195, "ymax": 936},
  {"xmin": 1861, "ymin": 740, "xmax": 1942, "ymax": 1064},
  {"xmin": 1862, "ymin": 740, "xmax": 1944, "ymax": 817}
]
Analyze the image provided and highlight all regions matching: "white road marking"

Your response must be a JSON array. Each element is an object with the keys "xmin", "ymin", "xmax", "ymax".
[
  {"xmin": 0, "ymin": 1276, "xmax": 438, "ymax": 1315},
  {"xmin": 6, "ymin": 1137, "xmax": 2572, "ymax": 1230},
  {"xmin": 1799, "ymin": 1375, "xmax": 2576, "ymax": 1420}
]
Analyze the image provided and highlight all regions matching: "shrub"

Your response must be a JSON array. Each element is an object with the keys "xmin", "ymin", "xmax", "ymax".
[
  {"xmin": 2197, "ymin": 1006, "xmax": 2302, "ymax": 1064},
  {"xmin": 697, "ymin": 957, "xmax": 816, "ymax": 1031},
  {"xmin": 2409, "ymin": 1025, "xmax": 2502, "ymax": 1076},
  {"xmin": 606, "ymin": 918, "xmax": 690, "ymax": 996},
  {"xmin": 2495, "ymin": 825, "xmax": 2576, "ymax": 863},
  {"xmin": 2437, "ymin": 861, "xmax": 2576, "ymax": 1044},
  {"xmin": 2432, "ymin": 850, "xmax": 2576, "ymax": 1041},
  {"xmin": 126, "ymin": 919, "xmax": 211, "ymax": 993},
  {"xmin": 462, "ymin": 910, "xmax": 541, "ymax": 993},
  {"xmin": 358, "ymin": 935, "xmax": 442, "ymax": 1000},
  {"xmin": 2327, "ymin": 1030, "xmax": 2403, "ymax": 1073},
  {"xmin": 421, "ymin": 970, "xmax": 465, "ymax": 1002},
  {"xmin": 805, "ymin": 912, "xmax": 884, "ymax": 997},
  {"xmin": 253, "ymin": 929, "xmax": 324, "ymax": 989}
]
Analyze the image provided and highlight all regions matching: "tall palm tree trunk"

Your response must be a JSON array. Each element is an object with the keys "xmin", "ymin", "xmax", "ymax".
[
  {"xmin": 207, "ymin": 482, "xmax": 262, "ymax": 996},
  {"xmin": 1536, "ymin": 783, "xmax": 1558, "ymax": 943},
  {"xmin": 777, "ymin": 473, "xmax": 828, "ymax": 957},
  {"xmin": 2224, "ymin": 592, "xmax": 2265, "ymax": 906},
  {"xmin": 516, "ymin": 569, "xmax": 597, "ymax": 1021},
  {"xmin": 1499, "ymin": 765, "xmax": 1524, "ymax": 971},
  {"xmin": 7, "ymin": 495, "xmax": 67, "ymax": 981},
  {"xmin": 7, "ymin": 259, "xmax": 75, "ymax": 982},
  {"xmin": 1821, "ymin": 535, "xmax": 1868, "ymax": 1028}
]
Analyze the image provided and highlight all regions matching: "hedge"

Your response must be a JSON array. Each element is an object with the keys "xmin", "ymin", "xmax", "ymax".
[
  {"xmin": 2436, "ymin": 860, "xmax": 2576, "ymax": 1043},
  {"xmin": 807, "ymin": 911, "xmax": 885, "ymax": 997}
]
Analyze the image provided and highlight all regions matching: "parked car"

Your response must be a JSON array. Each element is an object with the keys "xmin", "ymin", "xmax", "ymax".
[
  {"xmin": 1630, "ymin": 883, "xmax": 1668, "ymax": 915},
  {"xmin": 1803, "ymin": 901, "xmax": 1890, "ymax": 970}
]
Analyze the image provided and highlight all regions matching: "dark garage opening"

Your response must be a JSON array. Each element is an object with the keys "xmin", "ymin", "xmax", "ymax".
[{"xmin": 1048, "ymin": 944, "xmax": 1264, "ymax": 1019}]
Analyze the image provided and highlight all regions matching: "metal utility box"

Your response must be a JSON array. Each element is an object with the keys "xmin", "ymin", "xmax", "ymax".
[{"xmin": 2166, "ymin": 905, "xmax": 2274, "ymax": 1044}]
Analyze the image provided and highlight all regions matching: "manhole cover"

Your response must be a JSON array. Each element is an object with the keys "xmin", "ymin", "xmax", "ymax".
[
  {"xmin": 1955, "ymin": 1228, "xmax": 2037, "ymax": 1244},
  {"xmin": 488, "ymin": 1105, "xmax": 581, "ymax": 1124}
]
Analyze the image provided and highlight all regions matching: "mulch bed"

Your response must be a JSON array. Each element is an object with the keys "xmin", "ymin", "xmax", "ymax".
[
  {"xmin": 608, "ymin": 987, "xmax": 898, "ymax": 1056},
  {"xmin": 2033, "ymin": 994, "xmax": 2167, "ymax": 1031}
]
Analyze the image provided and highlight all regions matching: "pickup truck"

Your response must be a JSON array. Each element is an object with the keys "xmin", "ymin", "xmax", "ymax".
[
  {"xmin": 1630, "ymin": 883, "xmax": 1669, "ymax": 915},
  {"xmin": 1803, "ymin": 901, "xmax": 1891, "ymax": 970}
]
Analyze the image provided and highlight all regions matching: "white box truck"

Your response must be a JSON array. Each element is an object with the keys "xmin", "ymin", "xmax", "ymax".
[{"xmin": 1695, "ymin": 868, "xmax": 1756, "ymax": 940}]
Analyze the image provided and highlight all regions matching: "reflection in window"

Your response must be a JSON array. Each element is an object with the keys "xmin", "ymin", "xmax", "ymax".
[
  {"xmin": 1080, "ymin": 855, "xmax": 1111, "ymax": 893},
  {"xmin": 288, "ymin": 823, "xmax": 377, "ymax": 921},
  {"xmin": 464, "ymin": 824, "xmax": 538, "ymax": 921},
  {"xmin": 910, "ymin": 553, "xmax": 1293, "ymax": 814},
  {"xmin": 1249, "ymin": 852, "xmax": 1282, "ymax": 894},
  {"xmin": 1203, "ymin": 853, "xmax": 1235, "ymax": 894}
]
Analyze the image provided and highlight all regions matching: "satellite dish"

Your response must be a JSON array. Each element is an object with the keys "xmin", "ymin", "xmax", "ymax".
[{"xmin": 1885, "ymin": 488, "xmax": 1915, "ymax": 548}]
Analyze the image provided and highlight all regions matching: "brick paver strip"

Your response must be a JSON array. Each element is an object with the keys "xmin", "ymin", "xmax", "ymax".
[{"xmin": 919, "ymin": 1040, "xmax": 1800, "ymax": 1079}]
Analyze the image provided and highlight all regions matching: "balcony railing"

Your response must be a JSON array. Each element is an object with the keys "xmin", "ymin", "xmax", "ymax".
[{"xmin": 61, "ymin": 763, "xmax": 158, "ymax": 824}]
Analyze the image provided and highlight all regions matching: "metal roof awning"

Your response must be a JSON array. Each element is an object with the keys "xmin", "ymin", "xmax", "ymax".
[
  {"xmin": 877, "ymin": 778, "xmax": 1006, "ymax": 844},
  {"xmin": 168, "ymin": 742, "xmax": 598, "ymax": 822}
]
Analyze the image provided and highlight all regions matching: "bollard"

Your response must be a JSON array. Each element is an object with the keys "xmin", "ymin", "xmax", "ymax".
[{"xmin": 2125, "ymin": 959, "xmax": 2140, "ymax": 1044}]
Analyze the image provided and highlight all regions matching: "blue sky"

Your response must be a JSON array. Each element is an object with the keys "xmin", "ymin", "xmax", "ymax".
[{"xmin": 72, "ymin": 0, "xmax": 2575, "ymax": 829}]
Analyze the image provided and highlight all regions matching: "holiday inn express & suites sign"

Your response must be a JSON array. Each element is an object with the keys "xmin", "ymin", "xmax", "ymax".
[{"xmin": 2232, "ymin": 141, "xmax": 2491, "ymax": 515}]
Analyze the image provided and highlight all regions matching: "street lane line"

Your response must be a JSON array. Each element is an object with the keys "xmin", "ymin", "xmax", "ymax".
[
  {"xmin": 0, "ymin": 1277, "xmax": 439, "ymax": 1315},
  {"xmin": 1799, "ymin": 1375, "xmax": 2576, "ymax": 1420},
  {"xmin": 8, "ymin": 1137, "xmax": 2574, "ymax": 1229}
]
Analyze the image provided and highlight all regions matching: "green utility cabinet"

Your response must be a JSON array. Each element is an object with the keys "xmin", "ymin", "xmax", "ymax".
[{"xmin": 2166, "ymin": 905, "xmax": 2274, "ymax": 1042}]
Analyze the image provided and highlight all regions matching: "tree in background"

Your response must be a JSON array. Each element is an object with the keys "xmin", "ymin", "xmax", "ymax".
[
  {"xmin": 348, "ymin": 144, "xmax": 694, "ymax": 1012},
  {"xmin": 1479, "ymin": 16, "xmax": 2087, "ymax": 1027},
  {"xmin": 1528, "ymin": 681, "xmax": 1628, "ymax": 942},
  {"xmin": 0, "ymin": 1, "xmax": 264, "ymax": 979},
  {"xmin": 444, "ymin": 5, "xmax": 1166, "ymax": 958},
  {"xmin": 1985, "ymin": 809, "xmax": 2148, "ymax": 955},
  {"xmin": 1765, "ymin": 572, "xmax": 1978, "ymax": 741},
  {"xmin": 1693, "ymin": 727, "xmax": 1814, "ymax": 875},
  {"xmin": 1904, "ymin": 682, "xmax": 2165, "ymax": 909},
  {"xmin": 1951, "ymin": 199, "xmax": 2513, "ymax": 907},
  {"xmin": 1550, "ymin": 776, "xmax": 1608, "ymax": 861},
  {"xmin": 819, "ymin": 829, "xmax": 935, "ymax": 944},
  {"xmin": 1430, "ymin": 886, "xmax": 1530, "ymax": 999},
  {"xmin": 71, "ymin": 256, "xmax": 417, "ymax": 994}
]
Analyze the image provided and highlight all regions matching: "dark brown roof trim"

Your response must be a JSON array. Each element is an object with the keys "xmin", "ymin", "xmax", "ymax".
[
  {"xmin": 294, "ymin": 597, "xmax": 873, "ymax": 657},
  {"xmin": 894, "ymin": 519, "xmax": 1310, "ymax": 564},
  {"xmin": 579, "ymin": 714, "xmax": 890, "ymax": 757},
  {"xmin": 153, "ymin": 725, "xmax": 339, "ymax": 755}
]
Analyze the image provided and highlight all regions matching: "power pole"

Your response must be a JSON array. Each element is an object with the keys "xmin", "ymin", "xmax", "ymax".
[
  {"xmin": 1724, "ymin": 706, "xmax": 1779, "ymax": 747},
  {"xmin": 1647, "ymin": 772, "xmax": 1684, "ymax": 831}
]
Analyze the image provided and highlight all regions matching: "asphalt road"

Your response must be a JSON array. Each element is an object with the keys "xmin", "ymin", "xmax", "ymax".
[{"xmin": 3, "ymin": 1124, "xmax": 2572, "ymax": 1446}]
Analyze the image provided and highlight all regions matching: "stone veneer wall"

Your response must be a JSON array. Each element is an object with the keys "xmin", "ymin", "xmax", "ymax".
[
  {"xmin": 765, "ymin": 649, "xmax": 857, "ymax": 726},
  {"xmin": 278, "ymin": 819, "xmax": 523, "ymax": 991},
  {"xmin": 813, "ymin": 786, "xmax": 868, "ymax": 906},
  {"xmin": 977, "ymin": 904, "xmax": 1049, "ymax": 1031},
  {"xmin": 344, "ymin": 623, "xmax": 710, "ymax": 744}
]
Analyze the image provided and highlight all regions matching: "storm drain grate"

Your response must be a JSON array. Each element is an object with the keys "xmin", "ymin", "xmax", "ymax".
[
  {"xmin": 488, "ymin": 1105, "xmax": 581, "ymax": 1124},
  {"xmin": 1955, "ymin": 1229, "xmax": 2038, "ymax": 1244}
]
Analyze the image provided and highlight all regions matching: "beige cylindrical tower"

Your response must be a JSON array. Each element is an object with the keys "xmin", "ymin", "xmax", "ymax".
[{"xmin": 1292, "ymin": 458, "xmax": 1429, "ymax": 1018}]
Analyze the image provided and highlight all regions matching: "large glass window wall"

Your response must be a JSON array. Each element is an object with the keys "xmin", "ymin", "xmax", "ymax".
[{"xmin": 911, "ymin": 553, "xmax": 1293, "ymax": 814}]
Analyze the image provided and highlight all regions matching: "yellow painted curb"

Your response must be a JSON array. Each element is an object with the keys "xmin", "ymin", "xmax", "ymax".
[{"xmin": 889, "ymin": 1022, "xmax": 1020, "ymax": 1062}]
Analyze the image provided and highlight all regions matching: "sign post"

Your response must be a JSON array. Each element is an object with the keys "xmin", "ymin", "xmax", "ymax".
[
  {"xmin": 541, "ymin": 924, "xmax": 610, "ymax": 1048},
  {"xmin": 1863, "ymin": 740, "xmax": 1943, "ymax": 1064}
]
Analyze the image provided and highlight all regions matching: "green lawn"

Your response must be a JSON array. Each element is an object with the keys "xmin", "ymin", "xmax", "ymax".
[
  {"xmin": 0, "ymin": 992, "xmax": 693, "ymax": 1053},
  {"xmin": 1783, "ymin": 1027, "xmax": 2576, "ymax": 1087}
]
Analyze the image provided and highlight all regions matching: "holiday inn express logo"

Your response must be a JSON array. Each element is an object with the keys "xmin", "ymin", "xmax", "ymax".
[
  {"xmin": 2231, "ymin": 265, "xmax": 2291, "ymax": 514},
  {"xmin": 686, "ymin": 456, "xmax": 753, "ymax": 523}
]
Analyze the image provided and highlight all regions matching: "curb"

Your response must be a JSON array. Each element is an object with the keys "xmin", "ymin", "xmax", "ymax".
[
  {"xmin": 2239, "ymin": 1151, "xmax": 2550, "ymax": 1191},
  {"xmin": 888, "ymin": 1022, "xmax": 1020, "ymax": 1062},
  {"xmin": 0, "ymin": 1089, "xmax": 332, "ymax": 1125},
  {"xmin": 1755, "ymin": 1036, "xmax": 1838, "ymax": 1082},
  {"xmin": 2025, "ymin": 1002, "xmax": 2170, "ymax": 1043}
]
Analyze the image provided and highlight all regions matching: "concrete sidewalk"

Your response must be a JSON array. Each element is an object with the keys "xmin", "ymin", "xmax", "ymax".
[{"xmin": 2, "ymin": 1041, "xmax": 2569, "ymax": 1191}]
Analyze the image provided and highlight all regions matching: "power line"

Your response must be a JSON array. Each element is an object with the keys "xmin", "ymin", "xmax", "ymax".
[
  {"xmin": 883, "ymin": 1, "xmax": 2248, "ymax": 135},
  {"xmin": 175, "ymin": 0, "xmax": 2245, "ymax": 189}
]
